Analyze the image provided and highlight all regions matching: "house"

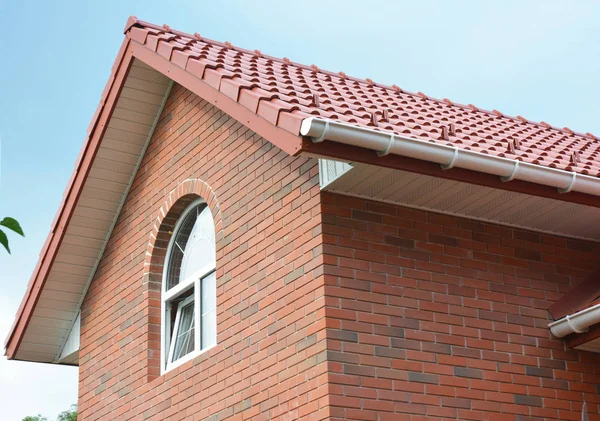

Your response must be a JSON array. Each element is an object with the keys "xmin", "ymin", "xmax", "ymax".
[{"xmin": 5, "ymin": 15, "xmax": 600, "ymax": 420}]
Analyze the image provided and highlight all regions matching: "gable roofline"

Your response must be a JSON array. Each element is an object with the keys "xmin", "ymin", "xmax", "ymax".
[
  {"xmin": 6, "ymin": 16, "xmax": 600, "ymax": 362},
  {"xmin": 4, "ymin": 17, "xmax": 311, "ymax": 361}
]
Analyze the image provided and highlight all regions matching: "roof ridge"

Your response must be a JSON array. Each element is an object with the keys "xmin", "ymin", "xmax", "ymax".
[{"xmin": 124, "ymin": 16, "xmax": 599, "ymax": 143}]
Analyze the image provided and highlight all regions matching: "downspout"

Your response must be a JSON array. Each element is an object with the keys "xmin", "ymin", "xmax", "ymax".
[
  {"xmin": 548, "ymin": 303, "xmax": 600, "ymax": 338},
  {"xmin": 299, "ymin": 117, "xmax": 600, "ymax": 196}
]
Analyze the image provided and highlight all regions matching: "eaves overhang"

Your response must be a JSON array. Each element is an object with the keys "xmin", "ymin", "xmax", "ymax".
[
  {"xmin": 3, "ymin": 46, "xmax": 174, "ymax": 363},
  {"xmin": 299, "ymin": 117, "xmax": 600, "ymax": 241},
  {"xmin": 301, "ymin": 118, "xmax": 600, "ymax": 208}
]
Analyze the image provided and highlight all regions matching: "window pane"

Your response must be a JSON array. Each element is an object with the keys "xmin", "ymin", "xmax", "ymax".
[
  {"xmin": 168, "ymin": 288, "xmax": 193, "ymax": 342},
  {"xmin": 166, "ymin": 203, "xmax": 215, "ymax": 290},
  {"xmin": 172, "ymin": 300, "xmax": 195, "ymax": 361},
  {"xmin": 201, "ymin": 272, "xmax": 216, "ymax": 348},
  {"xmin": 181, "ymin": 206, "xmax": 215, "ymax": 280}
]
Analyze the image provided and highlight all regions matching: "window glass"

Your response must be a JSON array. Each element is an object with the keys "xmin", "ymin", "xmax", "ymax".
[
  {"xmin": 172, "ymin": 300, "xmax": 195, "ymax": 361},
  {"xmin": 181, "ymin": 206, "xmax": 215, "ymax": 280},
  {"xmin": 166, "ymin": 204, "xmax": 215, "ymax": 290}
]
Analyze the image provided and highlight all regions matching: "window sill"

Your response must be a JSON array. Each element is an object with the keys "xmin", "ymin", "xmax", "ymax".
[{"xmin": 161, "ymin": 344, "xmax": 217, "ymax": 376}]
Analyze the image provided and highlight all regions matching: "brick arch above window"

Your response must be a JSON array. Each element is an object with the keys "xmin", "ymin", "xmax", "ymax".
[
  {"xmin": 144, "ymin": 179, "xmax": 222, "ymax": 281},
  {"xmin": 142, "ymin": 178, "xmax": 222, "ymax": 381}
]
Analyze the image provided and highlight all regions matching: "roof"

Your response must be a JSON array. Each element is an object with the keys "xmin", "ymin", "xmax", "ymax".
[
  {"xmin": 6, "ymin": 16, "xmax": 600, "ymax": 363},
  {"xmin": 125, "ymin": 18, "xmax": 600, "ymax": 177}
]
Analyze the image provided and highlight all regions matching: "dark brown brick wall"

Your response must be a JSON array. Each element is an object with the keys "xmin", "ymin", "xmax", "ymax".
[{"xmin": 322, "ymin": 192, "xmax": 600, "ymax": 421}]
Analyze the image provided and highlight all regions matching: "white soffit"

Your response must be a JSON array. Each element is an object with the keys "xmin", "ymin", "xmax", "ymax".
[
  {"xmin": 15, "ymin": 59, "xmax": 172, "ymax": 364},
  {"xmin": 58, "ymin": 312, "xmax": 80, "ymax": 365},
  {"xmin": 320, "ymin": 159, "xmax": 600, "ymax": 241}
]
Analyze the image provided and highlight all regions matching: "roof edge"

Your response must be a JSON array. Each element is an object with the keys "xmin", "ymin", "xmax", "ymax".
[
  {"xmin": 126, "ymin": 40, "xmax": 305, "ymax": 155},
  {"xmin": 301, "ymin": 117, "xmax": 600, "ymax": 200},
  {"xmin": 4, "ymin": 38, "xmax": 135, "ymax": 359},
  {"xmin": 123, "ymin": 15, "xmax": 139, "ymax": 33}
]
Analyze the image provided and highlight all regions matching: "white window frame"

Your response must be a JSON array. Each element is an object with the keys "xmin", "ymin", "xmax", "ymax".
[
  {"xmin": 161, "ymin": 199, "xmax": 217, "ymax": 374},
  {"xmin": 167, "ymin": 293, "xmax": 195, "ymax": 365}
]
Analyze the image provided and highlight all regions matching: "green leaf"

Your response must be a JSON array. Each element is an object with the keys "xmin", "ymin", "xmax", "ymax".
[
  {"xmin": 0, "ymin": 217, "xmax": 24, "ymax": 236},
  {"xmin": 0, "ymin": 228, "xmax": 10, "ymax": 254}
]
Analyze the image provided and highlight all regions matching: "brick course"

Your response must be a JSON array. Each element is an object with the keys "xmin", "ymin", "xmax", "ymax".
[{"xmin": 322, "ymin": 192, "xmax": 600, "ymax": 421}]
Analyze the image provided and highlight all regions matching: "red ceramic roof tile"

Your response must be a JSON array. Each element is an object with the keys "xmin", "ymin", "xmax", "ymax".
[{"xmin": 125, "ymin": 18, "xmax": 600, "ymax": 177}]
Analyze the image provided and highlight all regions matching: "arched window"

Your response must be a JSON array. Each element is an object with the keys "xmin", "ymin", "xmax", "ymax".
[{"xmin": 162, "ymin": 198, "xmax": 216, "ymax": 372}]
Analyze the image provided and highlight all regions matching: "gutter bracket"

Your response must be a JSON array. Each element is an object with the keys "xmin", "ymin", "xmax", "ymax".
[
  {"xmin": 501, "ymin": 161, "xmax": 520, "ymax": 182},
  {"xmin": 312, "ymin": 120, "xmax": 329, "ymax": 143},
  {"xmin": 377, "ymin": 134, "xmax": 395, "ymax": 157},
  {"xmin": 558, "ymin": 172, "xmax": 577, "ymax": 194},
  {"xmin": 566, "ymin": 314, "xmax": 587, "ymax": 334},
  {"xmin": 440, "ymin": 147, "xmax": 459, "ymax": 170}
]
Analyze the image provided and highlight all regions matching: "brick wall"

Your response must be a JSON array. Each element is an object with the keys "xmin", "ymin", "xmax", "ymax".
[
  {"xmin": 322, "ymin": 192, "xmax": 600, "ymax": 421},
  {"xmin": 78, "ymin": 82, "xmax": 600, "ymax": 421},
  {"xmin": 78, "ymin": 84, "xmax": 329, "ymax": 420}
]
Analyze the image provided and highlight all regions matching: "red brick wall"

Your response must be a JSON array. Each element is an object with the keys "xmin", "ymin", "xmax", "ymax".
[
  {"xmin": 322, "ymin": 192, "xmax": 600, "ymax": 421},
  {"xmin": 78, "ymin": 83, "xmax": 600, "ymax": 421},
  {"xmin": 78, "ymin": 84, "xmax": 329, "ymax": 420}
]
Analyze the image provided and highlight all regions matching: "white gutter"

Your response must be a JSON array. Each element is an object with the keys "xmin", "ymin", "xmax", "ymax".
[
  {"xmin": 548, "ymin": 303, "xmax": 600, "ymax": 338},
  {"xmin": 299, "ymin": 117, "xmax": 600, "ymax": 196}
]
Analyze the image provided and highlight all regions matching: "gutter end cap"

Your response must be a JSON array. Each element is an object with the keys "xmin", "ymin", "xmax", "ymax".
[{"xmin": 300, "ymin": 117, "xmax": 316, "ymax": 137}]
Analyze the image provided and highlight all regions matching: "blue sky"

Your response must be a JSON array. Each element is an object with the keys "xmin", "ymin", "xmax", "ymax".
[{"xmin": 0, "ymin": 0, "xmax": 599, "ymax": 419}]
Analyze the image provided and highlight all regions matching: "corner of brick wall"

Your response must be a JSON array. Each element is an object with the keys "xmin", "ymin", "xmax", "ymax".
[{"xmin": 321, "ymin": 191, "xmax": 600, "ymax": 421}]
